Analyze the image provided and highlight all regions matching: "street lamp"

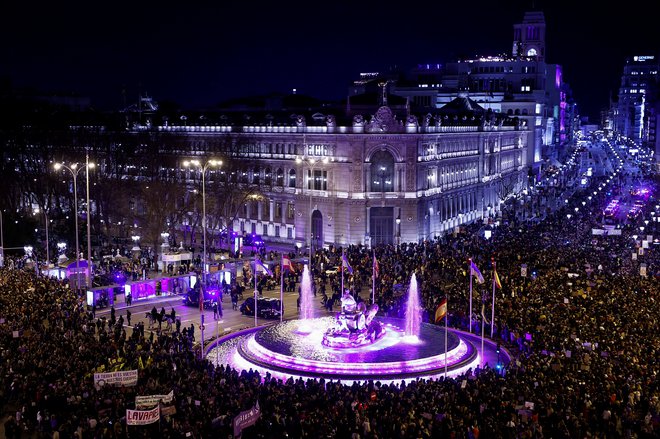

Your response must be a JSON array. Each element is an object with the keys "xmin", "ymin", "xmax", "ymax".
[
  {"xmin": 160, "ymin": 232, "xmax": 170, "ymax": 273},
  {"xmin": 0, "ymin": 209, "xmax": 4, "ymax": 267},
  {"xmin": 395, "ymin": 214, "xmax": 401, "ymax": 249},
  {"xmin": 296, "ymin": 156, "xmax": 328, "ymax": 267},
  {"xmin": 54, "ymin": 161, "xmax": 95, "ymax": 292},
  {"xmin": 183, "ymin": 158, "xmax": 222, "ymax": 358},
  {"xmin": 34, "ymin": 208, "xmax": 49, "ymax": 267}
]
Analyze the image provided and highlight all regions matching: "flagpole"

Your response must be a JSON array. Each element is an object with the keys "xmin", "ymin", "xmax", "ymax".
[
  {"xmin": 468, "ymin": 258, "xmax": 473, "ymax": 333},
  {"xmin": 254, "ymin": 259, "xmax": 258, "ymax": 328},
  {"xmin": 341, "ymin": 249, "xmax": 344, "ymax": 294},
  {"xmin": 444, "ymin": 293, "xmax": 448, "ymax": 378},
  {"xmin": 371, "ymin": 250, "xmax": 376, "ymax": 305},
  {"xmin": 280, "ymin": 253, "xmax": 284, "ymax": 322},
  {"xmin": 481, "ymin": 293, "xmax": 485, "ymax": 366},
  {"xmin": 491, "ymin": 258, "xmax": 496, "ymax": 338}
]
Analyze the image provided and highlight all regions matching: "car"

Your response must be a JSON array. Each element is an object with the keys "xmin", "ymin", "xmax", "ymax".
[
  {"xmin": 181, "ymin": 289, "xmax": 214, "ymax": 309},
  {"xmin": 241, "ymin": 233, "xmax": 265, "ymax": 252},
  {"xmin": 240, "ymin": 297, "xmax": 283, "ymax": 319}
]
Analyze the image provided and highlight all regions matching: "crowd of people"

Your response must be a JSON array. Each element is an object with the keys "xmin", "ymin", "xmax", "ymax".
[{"xmin": 1, "ymin": 157, "xmax": 659, "ymax": 438}]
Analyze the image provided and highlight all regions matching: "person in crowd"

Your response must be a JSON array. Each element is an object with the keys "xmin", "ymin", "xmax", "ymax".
[{"xmin": 0, "ymin": 171, "xmax": 657, "ymax": 438}]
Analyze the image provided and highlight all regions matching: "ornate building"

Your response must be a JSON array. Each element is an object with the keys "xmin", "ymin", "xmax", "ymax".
[{"xmin": 157, "ymin": 101, "xmax": 529, "ymax": 249}]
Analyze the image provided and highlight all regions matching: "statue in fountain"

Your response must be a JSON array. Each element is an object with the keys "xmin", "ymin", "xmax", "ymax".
[{"xmin": 322, "ymin": 290, "xmax": 385, "ymax": 348}]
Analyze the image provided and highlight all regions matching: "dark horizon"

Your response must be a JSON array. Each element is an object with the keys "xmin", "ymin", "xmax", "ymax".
[{"xmin": 2, "ymin": 1, "xmax": 657, "ymax": 122}]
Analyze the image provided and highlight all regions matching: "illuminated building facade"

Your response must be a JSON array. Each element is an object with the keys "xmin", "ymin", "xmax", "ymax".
[
  {"xmin": 612, "ymin": 55, "xmax": 659, "ymax": 151},
  {"xmin": 155, "ymin": 103, "xmax": 529, "ymax": 249},
  {"xmin": 389, "ymin": 11, "xmax": 573, "ymax": 175}
]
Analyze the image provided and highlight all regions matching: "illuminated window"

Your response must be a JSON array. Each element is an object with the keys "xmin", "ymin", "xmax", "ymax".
[
  {"xmin": 287, "ymin": 202, "xmax": 295, "ymax": 219},
  {"xmin": 288, "ymin": 169, "xmax": 296, "ymax": 188}
]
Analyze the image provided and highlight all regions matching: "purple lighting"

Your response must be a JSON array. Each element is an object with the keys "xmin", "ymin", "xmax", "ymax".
[
  {"xmin": 404, "ymin": 273, "xmax": 422, "ymax": 338},
  {"xmin": 299, "ymin": 265, "xmax": 315, "ymax": 321},
  {"xmin": 209, "ymin": 316, "xmax": 509, "ymax": 383}
]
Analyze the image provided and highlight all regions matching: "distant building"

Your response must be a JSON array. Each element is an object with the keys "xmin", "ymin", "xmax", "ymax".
[
  {"xmin": 611, "ymin": 55, "xmax": 659, "ymax": 166},
  {"xmin": 372, "ymin": 10, "xmax": 575, "ymax": 177}
]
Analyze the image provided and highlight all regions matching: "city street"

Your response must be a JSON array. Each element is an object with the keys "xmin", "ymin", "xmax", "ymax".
[{"xmin": 94, "ymin": 274, "xmax": 330, "ymax": 353}]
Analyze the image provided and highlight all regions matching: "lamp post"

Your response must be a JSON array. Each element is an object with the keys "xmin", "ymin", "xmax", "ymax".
[
  {"xmin": 395, "ymin": 214, "xmax": 401, "ymax": 250},
  {"xmin": 295, "ymin": 156, "xmax": 328, "ymax": 268},
  {"xmin": 183, "ymin": 158, "xmax": 222, "ymax": 359},
  {"xmin": 54, "ymin": 161, "xmax": 94, "ymax": 293},
  {"xmin": 85, "ymin": 153, "xmax": 94, "ymax": 286},
  {"xmin": 33, "ymin": 208, "xmax": 50, "ymax": 267},
  {"xmin": 0, "ymin": 209, "xmax": 4, "ymax": 268},
  {"xmin": 160, "ymin": 232, "xmax": 170, "ymax": 272}
]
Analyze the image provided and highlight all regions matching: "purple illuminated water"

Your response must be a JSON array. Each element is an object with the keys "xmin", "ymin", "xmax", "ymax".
[
  {"xmin": 405, "ymin": 273, "xmax": 422, "ymax": 338},
  {"xmin": 300, "ymin": 265, "xmax": 315, "ymax": 321}
]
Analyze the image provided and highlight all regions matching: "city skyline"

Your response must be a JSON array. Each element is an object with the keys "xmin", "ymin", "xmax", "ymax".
[{"xmin": 2, "ymin": 0, "xmax": 657, "ymax": 121}]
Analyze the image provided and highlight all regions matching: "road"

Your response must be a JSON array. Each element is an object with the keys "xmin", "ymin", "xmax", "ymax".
[{"xmin": 95, "ymin": 278, "xmax": 333, "ymax": 354}]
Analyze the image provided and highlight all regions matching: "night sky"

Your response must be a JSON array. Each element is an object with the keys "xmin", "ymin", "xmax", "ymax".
[{"xmin": 2, "ymin": 1, "xmax": 657, "ymax": 121}]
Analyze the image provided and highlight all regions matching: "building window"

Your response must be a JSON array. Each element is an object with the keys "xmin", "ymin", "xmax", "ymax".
[
  {"xmin": 275, "ymin": 202, "xmax": 282, "ymax": 219},
  {"xmin": 265, "ymin": 167, "xmax": 272, "ymax": 185},
  {"xmin": 288, "ymin": 169, "xmax": 296, "ymax": 188},
  {"xmin": 308, "ymin": 170, "xmax": 327, "ymax": 190},
  {"xmin": 275, "ymin": 225, "xmax": 280, "ymax": 237},
  {"xmin": 262, "ymin": 200, "xmax": 270, "ymax": 219},
  {"xmin": 287, "ymin": 227, "xmax": 293, "ymax": 239},
  {"xmin": 252, "ymin": 167, "xmax": 260, "ymax": 184},
  {"xmin": 370, "ymin": 150, "xmax": 395, "ymax": 192},
  {"xmin": 276, "ymin": 168, "xmax": 284, "ymax": 186},
  {"xmin": 262, "ymin": 224, "xmax": 268, "ymax": 236},
  {"xmin": 287, "ymin": 202, "xmax": 295, "ymax": 219}
]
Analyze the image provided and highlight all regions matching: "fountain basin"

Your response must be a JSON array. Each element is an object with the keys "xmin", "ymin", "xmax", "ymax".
[{"xmin": 215, "ymin": 317, "xmax": 485, "ymax": 382}]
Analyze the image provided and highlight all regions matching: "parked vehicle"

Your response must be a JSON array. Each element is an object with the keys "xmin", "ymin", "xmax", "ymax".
[
  {"xmin": 239, "ymin": 297, "xmax": 283, "ymax": 319},
  {"xmin": 240, "ymin": 233, "xmax": 265, "ymax": 253},
  {"xmin": 181, "ymin": 289, "xmax": 213, "ymax": 309}
]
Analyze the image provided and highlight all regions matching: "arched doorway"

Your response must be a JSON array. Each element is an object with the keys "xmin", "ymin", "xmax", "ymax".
[
  {"xmin": 370, "ymin": 207, "xmax": 394, "ymax": 245},
  {"xmin": 311, "ymin": 210, "xmax": 323, "ymax": 253}
]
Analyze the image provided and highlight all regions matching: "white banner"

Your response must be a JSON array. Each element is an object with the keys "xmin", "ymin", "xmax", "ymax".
[
  {"xmin": 126, "ymin": 406, "xmax": 160, "ymax": 426},
  {"xmin": 94, "ymin": 370, "xmax": 138, "ymax": 388},
  {"xmin": 135, "ymin": 390, "xmax": 174, "ymax": 409}
]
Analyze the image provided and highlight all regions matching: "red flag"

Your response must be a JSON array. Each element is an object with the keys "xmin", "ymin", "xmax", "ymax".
[
  {"xmin": 494, "ymin": 267, "xmax": 502, "ymax": 289},
  {"xmin": 282, "ymin": 255, "xmax": 296, "ymax": 273},
  {"xmin": 434, "ymin": 298, "xmax": 447, "ymax": 323}
]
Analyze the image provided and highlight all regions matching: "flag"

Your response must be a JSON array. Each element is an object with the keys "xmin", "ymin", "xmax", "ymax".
[
  {"xmin": 470, "ymin": 260, "xmax": 485, "ymax": 284},
  {"xmin": 434, "ymin": 298, "xmax": 447, "ymax": 323},
  {"xmin": 373, "ymin": 254, "xmax": 380, "ymax": 278},
  {"xmin": 342, "ymin": 254, "xmax": 353, "ymax": 275},
  {"xmin": 255, "ymin": 258, "xmax": 273, "ymax": 276},
  {"xmin": 494, "ymin": 266, "xmax": 502, "ymax": 289},
  {"xmin": 282, "ymin": 255, "xmax": 295, "ymax": 273},
  {"xmin": 481, "ymin": 295, "xmax": 490, "ymax": 324}
]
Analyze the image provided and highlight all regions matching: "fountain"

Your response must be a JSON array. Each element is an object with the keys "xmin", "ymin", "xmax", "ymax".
[
  {"xmin": 322, "ymin": 290, "xmax": 384, "ymax": 348},
  {"xmin": 299, "ymin": 265, "xmax": 315, "ymax": 321},
  {"xmin": 210, "ymin": 274, "xmax": 509, "ymax": 383},
  {"xmin": 404, "ymin": 273, "xmax": 422, "ymax": 339}
]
